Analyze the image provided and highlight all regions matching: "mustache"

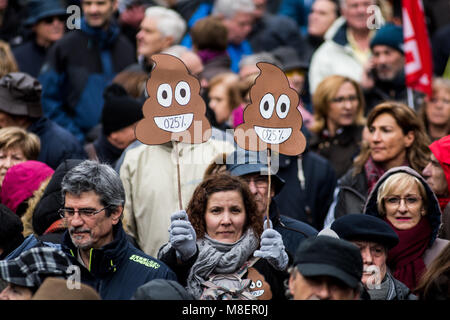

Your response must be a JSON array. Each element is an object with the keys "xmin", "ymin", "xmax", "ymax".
[{"xmin": 69, "ymin": 227, "xmax": 91, "ymax": 235}]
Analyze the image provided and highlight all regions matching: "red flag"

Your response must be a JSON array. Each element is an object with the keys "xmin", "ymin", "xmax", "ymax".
[{"xmin": 402, "ymin": 0, "xmax": 433, "ymax": 97}]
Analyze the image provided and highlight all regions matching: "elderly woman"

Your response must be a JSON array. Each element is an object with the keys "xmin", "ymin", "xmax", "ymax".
[
  {"xmin": 363, "ymin": 166, "xmax": 449, "ymax": 291},
  {"xmin": 158, "ymin": 173, "xmax": 289, "ymax": 300},
  {"xmin": 418, "ymin": 77, "xmax": 450, "ymax": 141},
  {"xmin": 309, "ymin": 75, "xmax": 366, "ymax": 178},
  {"xmin": 0, "ymin": 127, "xmax": 40, "ymax": 187},
  {"xmin": 328, "ymin": 101, "xmax": 431, "ymax": 222}
]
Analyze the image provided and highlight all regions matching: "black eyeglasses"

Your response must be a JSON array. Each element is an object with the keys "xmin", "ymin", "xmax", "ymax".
[
  {"xmin": 59, "ymin": 205, "xmax": 111, "ymax": 219},
  {"xmin": 330, "ymin": 95, "xmax": 358, "ymax": 104},
  {"xmin": 41, "ymin": 16, "xmax": 65, "ymax": 24}
]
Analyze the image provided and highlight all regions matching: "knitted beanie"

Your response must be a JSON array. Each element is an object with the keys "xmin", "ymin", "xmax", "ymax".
[{"xmin": 370, "ymin": 23, "xmax": 404, "ymax": 54}]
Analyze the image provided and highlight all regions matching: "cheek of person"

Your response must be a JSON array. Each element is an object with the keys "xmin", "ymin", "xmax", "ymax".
[
  {"xmin": 327, "ymin": 82, "xmax": 359, "ymax": 131},
  {"xmin": 107, "ymin": 124, "xmax": 137, "ymax": 150},
  {"xmin": 0, "ymin": 284, "xmax": 33, "ymax": 300},
  {"xmin": 422, "ymin": 155, "xmax": 449, "ymax": 197},
  {"xmin": 0, "ymin": 147, "xmax": 27, "ymax": 185},
  {"xmin": 384, "ymin": 186, "xmax": 426, "ymax": 231},
  {"xmin": 204, "ymin": 190, "xmax": 247, "ymax": 244},
  {"xmin": 353, "ymin": 241, "xmax": 387, "ymax": 286},
  {"xmin": 425, "ymin": 89, "xmax": 450, "ymax": 126}
]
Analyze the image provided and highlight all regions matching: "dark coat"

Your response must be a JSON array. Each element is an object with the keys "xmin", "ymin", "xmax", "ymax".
[
  {"xmin": 309, "ymin": 125, "xmax": 363, "ymax": 179},
  {"xmin": 61, "ymin": 222, "xmax": 177, "ymax": 300},
  {"xmin": 333, "ymin": 167, "xmax": 368, "ymax": 220},
  {"xmin": 12, "ymin": 39, "xmax": 47, "ymax": 78},
  {"xmin": 275, "ymin": 152, "xmax": 337, "ymax": 230},
  {"xmin": 28, "ymin": 116, "xmax": 87, "ymax": 170}
]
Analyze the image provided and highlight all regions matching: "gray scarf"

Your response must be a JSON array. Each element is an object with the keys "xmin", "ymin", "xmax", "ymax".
[{"xmin": 186, "ymin": 228, "xmax": 260, "ymax": 299}]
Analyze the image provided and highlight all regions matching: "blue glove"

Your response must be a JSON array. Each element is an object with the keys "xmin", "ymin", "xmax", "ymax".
[
  {"xmin": 169, "ymin": 210, "xmax": 197, "ymax": 261},
  {"xmin": 253, "ymin": 219, "xmax": 288, "ymax": 271}
]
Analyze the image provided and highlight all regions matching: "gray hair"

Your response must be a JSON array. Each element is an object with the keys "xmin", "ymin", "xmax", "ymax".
[
  {"xmin": 144, "ymin": 6, "xmax": 187, "ymax": 45},
  {"xmin": 161, "ymin": 45, "xmax": 189, "ymax": 59},
  {"xmin": 238, "ymin": 52, "xmax": 282, "ymax": 69},
  {"xmin": 61, "ymin": 160, "xmax": 125, "ymax": 215},
  {"xmin": 212, "ymin": 0, "xmax": 255, "ymax": 19}
]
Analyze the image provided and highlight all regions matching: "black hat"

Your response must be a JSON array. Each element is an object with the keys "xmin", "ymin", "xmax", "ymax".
[
  {"xmin": 0, "ymin": 204, "xmax": 24, "ymax": 259},
  {"xmin": 101, "ymin": 84, "xmax": 144, "ymax": 136},
  {"xmin": 271, "ymin": 46, "xmax": 309, "ymax": 72},
  {"xmin": 132, "ymin": 279, "xmax": 194, "ymax": 300},
  {"xmin": 331, "ymin": 214, "xmax": 399, "ymax": 249},
  {"xmin": 226, "ymin": 149, "xmax": 285, "ymax": 195},
  {"xmin": 0, "ymin": 72, "xmax": 42, "ymax": 118},
  {"xmin": 294, "ymin": 236, "xmax": 363, "ymax": 289},
  {"xmin": 25, "ymin": 0, "xmax": 67, "ymax": 26},
  {"xmin": 0, "ymin": 246, "xmax": 72, "ymax": 288}
]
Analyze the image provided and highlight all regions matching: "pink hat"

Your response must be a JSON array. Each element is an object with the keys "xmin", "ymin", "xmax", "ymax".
[{"xmin": 1, "ymin": 160, "xmax": 54, "ymax": 214}]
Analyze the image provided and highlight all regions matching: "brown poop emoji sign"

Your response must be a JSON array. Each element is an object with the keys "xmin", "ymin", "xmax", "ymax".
[
  {"xmin": 234, "ymin": 62, "xmax": 306, "ymax": 156},
  {"xmin": 136, "ymin": 54, "xmax": 211, "ymax": 145}
]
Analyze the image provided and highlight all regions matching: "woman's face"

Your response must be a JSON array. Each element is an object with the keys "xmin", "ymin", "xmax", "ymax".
[
  {"xmin": 327, "ymin": 81, "xmax": 359, "ymax": 132},
  {"xmin": 0, "ymin": 147, "xmax": 26, "ymax": 186},
  {"xmin": 425, "ymin": 88, "xmax": 450, "ymax": 127},
  {"xmin": 383, "ymin": 183, "xmax": 425, "ymax": 230},
  {"xmin": 208, "ymin": 84, "xmax": 231, "ymax": 124},
  {"xmin": 368, "ymin": 113, "xmax": 414, "ymax": 170},
  {"xmin": 204, "ymin": 190, "xmax": 247, "ymax": 243}
]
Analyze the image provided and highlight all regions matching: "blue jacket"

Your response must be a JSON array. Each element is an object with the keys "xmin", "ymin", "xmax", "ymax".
[
  {"xmin": 61, "ymin": 222, "xmax": 177, "ymax": 300},
  {"xmin": 28, "ymin": 117, "xmax": 87, "ymax": 170},
  {"xmin": 39, "ymin": 18, "xmax": 136, "ymax": 143}
]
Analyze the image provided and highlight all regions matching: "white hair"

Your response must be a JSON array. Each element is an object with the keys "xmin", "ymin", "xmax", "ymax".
[
  {"xmin": 212, "ymin": 0, "xmax": 255, "ymax": 19},
  {"xmin": 161, "ymin": 45, "xmax": 189, "ymax": 59},
  {"xmin": 144, "ymin": 6, "xmax": 187, "ymax": 44}
]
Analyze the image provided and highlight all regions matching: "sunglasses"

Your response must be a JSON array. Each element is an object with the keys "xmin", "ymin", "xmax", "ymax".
[{"xmin": 41, "ymin": 15, "xmax": 66, "ymax": 24}]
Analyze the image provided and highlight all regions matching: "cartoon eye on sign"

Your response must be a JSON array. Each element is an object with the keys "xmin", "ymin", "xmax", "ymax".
[
  {"xmin": 135, "ymin": 54, "xmax": 211, "ymax": 145},
  {"xmin": 233, "ymin": 62, "xmax": 306, "ymax": 156}
]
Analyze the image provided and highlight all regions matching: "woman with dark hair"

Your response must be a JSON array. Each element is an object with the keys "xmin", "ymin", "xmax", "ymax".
[
  {"xmin": 309, "ymin": 75, "xmax": 367, "ymax": 178},
  {"xmin": 328, "ymin": 101, "xmax": 431, "ymax": 223},
  {"xmin": 158, "ymin": 173, "xmax": 289, "ymax": 300},
  {"xmin": 363, "ymin": 167, "xmax": 449, "ymax": 291}
]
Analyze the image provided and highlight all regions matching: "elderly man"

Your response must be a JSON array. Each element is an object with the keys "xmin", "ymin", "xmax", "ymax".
[
  {"xmin": 331, "ymin": 214, "xmax": 417, "ymax": 300},
  {"xmin": 39, "ymin": 0, "xmax": 136, "ymax": 143},
  {"xmin": 309, "ymin": 0, "xmax": 377, "ymax": 94},
  {"xmin": 422, "ymin": 135, "xmax": 450, "ymax": 240},
  {"xmin": 363, "ymin": 23, "xmax": 425, "ymax": 113},
  {"xmin": 226, "ymin": 150, "xmax": 318, "ymax": 257},
  {"xmin": 288, "ymin": 235, "xmax": 363, "ymax": 300},
  {"xmin": 59, "ymin": 160, "xmax": 177, "ymax": 300}
]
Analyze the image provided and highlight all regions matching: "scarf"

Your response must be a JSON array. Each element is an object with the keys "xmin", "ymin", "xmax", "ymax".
[
  {"xmin": 80, "ymin": 17, "xmax": 119, "ymax": 49},
  {"xmin": 364, "ymin": 156, "xmax": 386, "ymax": 194},
  {"xmin": 197, "ymin": 49, "xmax": 228, "ymax": 64},
  {"xmin": 384, "ymin": 217, "xmax": 431, "ymax": 291},
  {"xmin": 186, "ymin": 229, "xmax": 260, "ymax": 299},
  {"xmin": 438, "ymin": 197, "xmax": 450, "ymax": 213}
]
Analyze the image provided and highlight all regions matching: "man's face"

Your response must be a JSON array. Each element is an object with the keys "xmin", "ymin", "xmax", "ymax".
[
  {"xmin": 289, "ymin": 270, "xmax": 359, "ymax": 300},
  {"xmin": 63, "ymin": 191, "xmax": 121, "ymax": 250},
  {"xmin": 33, "ymin": 16, "xmax": 65, "ymax": 46},
  {"xmin": 372, "ymin": 45, "xmax": 405, "ymax": 81},
  {"xmin": 308, "ymin": 0, "xmax": 338, "ymax": 37},
  {"xmin": 136, "ymin": 17, "xmax": 173, "ymax": 59},
  {"xmin": 107, "ymin": 123, "xmax": 137, "ymax": 150},
  {"xmin": 242, "ymin": 173, "xmax": 275, "ymax": 215},
  {"xmin": 352, "ymin": 241, "xmax": 387, "ymax": 287},
  {"xmin": 422, "ymin": 153, "xmax": 449, "ymax": 197},
  {"xmin": 82, "ymin": 0, "xmax": 116, "ymax": 29},
  {"xmin": 342, "ymin": 0, "xmax": 374, "ymax": 31},
  {"xmin": 222, "ymin": 11, "xmax": 254, "ymax": 45}
]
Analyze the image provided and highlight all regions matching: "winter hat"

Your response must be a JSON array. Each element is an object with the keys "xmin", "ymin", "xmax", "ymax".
[
  {"xmin": 0, "ymin": 160, "xmax": 54, "ymax": 214},
  {"xmin": 272, "ymin": 46, "xmax": 309, "ymax": 72},
  {"xmin": 0, "ymin": 246, "xmax": 72, "ymax": 289},
  {"xmin": 101, "ymin": 83, "xmax": 143, "ymax": 136},
  {"xmin": 132, "ymin": 279, "xmax": 194, "ymax": 300},
  {"xmin": 32, "ymin": 277, "xmax": 101, "ymax": 300},
  {"xmin": 0, "ymin": 204, "xmax": 24, "ymax": 259},
  {"xmin": 24, "ymin": 0, "xmax": 67, "ymax": 26},
  {"xmin": 32, "ymin": 159, "xmax": 83, "ymax": 236},
  {"xmin": 429, "ymin": 135, "xmax": 450, "ymax": 194},
  {"xmin": 294, "ymin": 236, "xmax": 363, "ymax": 289},
  {"xmin": 0, "ymin": 72, "xmax": 43, "ymax": 118},
  {"xmin": 331, "ymin": 214, "xmax": 399, "ymax": 249},
  {"xmin": 370, "ymin": 23, "xmax": 404, "ymax": 54}
]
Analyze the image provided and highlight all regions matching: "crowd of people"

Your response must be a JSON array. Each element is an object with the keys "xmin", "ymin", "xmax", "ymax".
[{"xmin": 0, "ymin": 0, "xmax": 449, "ymax": 302}]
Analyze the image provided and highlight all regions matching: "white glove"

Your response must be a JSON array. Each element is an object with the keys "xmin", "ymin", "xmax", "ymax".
[
  {"xmin": 253, "ymin": 219, "xmax": 289, "ymax": 271},
  {"xmin": 168, "ymin": 210, "xmax": 197, "ymax": 261}
]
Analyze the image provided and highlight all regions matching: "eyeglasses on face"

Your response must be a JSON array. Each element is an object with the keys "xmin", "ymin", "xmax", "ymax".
[
  {"xmin": 59, "ymin": 205, "xmax": 111, "ymax": 219},
  {"xmin": 243, "ymin": 176, "xmax": 269, "ymax": 189},
  {"xmin": 384, "ymin": 196, "xmax": 422, "ymax": 207},
  {"xmin": 330, "ymin": 95, "xmax": 359, "ymax": 104},
  {"xmin": 41, "ymin": 16, "xmax": 65, "ymax": 24}
]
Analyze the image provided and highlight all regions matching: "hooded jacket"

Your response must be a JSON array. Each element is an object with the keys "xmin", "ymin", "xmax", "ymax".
[
  {"xmin": 61, "ymin": 221, "xmax": 177, "ymax": 300},
  {"xmin": 363, "ymin": 166, "xmax": 449, "ymax": 267},
  {"xmin": 429, "ymin": 135, "xmax": 450, "ymax": 240}
]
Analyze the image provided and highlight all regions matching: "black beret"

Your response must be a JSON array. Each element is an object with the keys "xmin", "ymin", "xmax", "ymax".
[{"xmin": 331, "ymin": 214, "xmax": 399, "ymax": 249}]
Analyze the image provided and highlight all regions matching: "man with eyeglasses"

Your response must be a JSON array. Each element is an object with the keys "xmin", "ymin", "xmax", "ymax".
[
  {"xmin": 59, "ymin": 160, "xmax": 177, "ymax": 300},
  {"xmin": 12, "ymin": 0, "xmax": 67, "ymax": 78},
  {"xmin": 226, "ymin": 150, "xmax": 318, "ymax": 257},
  {"xmin": 331, "ymin": 214, "xmax": 417, "ymax": 300}
]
